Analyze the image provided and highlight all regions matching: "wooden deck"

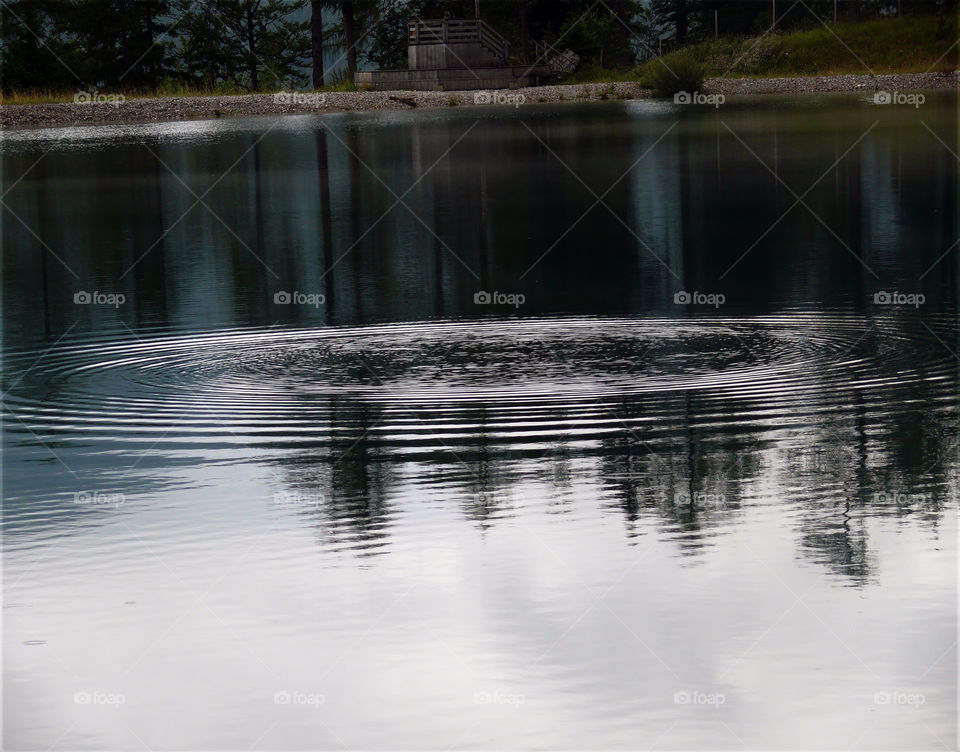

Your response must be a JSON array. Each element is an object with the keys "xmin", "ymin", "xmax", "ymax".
[
  {"xmin": 407, "ymin": 19, "xmax": 510, "ymax": 68},
  {"xmin": 355, "ymin": 64, "xmax": 551, "ymax": 92},
  {"xmin": 355, "ymin": 18, "xmax": 551, "ymax": 91}
]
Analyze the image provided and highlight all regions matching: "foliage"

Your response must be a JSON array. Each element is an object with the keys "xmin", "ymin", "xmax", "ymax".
[
  {"xmin": 1, "ymin": 1, "xmax": 71, "ymax": 94},
  {"xmin": 155, "ymin": 77, "xmax": 247, "ymax": 96},
  {"xmin": 647, "ymin": 12, "xmax": 958, "ymax": 78},
  {"xmin": 544, "ymin": 7, "xmax": 632, "ymax": 67},
  {"xmin": 648, "ymin": 0, "xmax": 957, "ymax": 45},
  {"xmin": 364, "ymin": 0, "xmax": 427, "ymax": 70},
  {"xmin": 1, "ymin": 0, "xmax": 174, "ymax": 94},
  {"xmin": 641, "ymin": 50, "xmax": 704, "ymax": 96},
  {"xmin": 2, "ymin": 0, "xmax": 957, "ymax": 97},
  {"xmin": 171, "ymin": 0, "xmax": 310, "ymax": 91},
  {"xmin": 318, "ymin": 0, "xmax": 379, "ymax": 73},
  {"xmin": 58, "ymin": 0, "xmax": 173, "ymax": 89}
]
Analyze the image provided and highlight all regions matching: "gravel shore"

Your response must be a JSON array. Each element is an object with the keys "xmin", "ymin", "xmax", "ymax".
[
  {"xmin": 1, "ymin": 71, "xmax": 955, "ymax": 130},
  {"xmin": 704, "ymin": 70, "xmax": 958, "ymax": 95}
]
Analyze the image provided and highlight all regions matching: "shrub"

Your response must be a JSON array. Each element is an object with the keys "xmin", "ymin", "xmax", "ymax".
[{"xmin": 644, "ymin": 51, "xmax": 704, "ymax": 97}]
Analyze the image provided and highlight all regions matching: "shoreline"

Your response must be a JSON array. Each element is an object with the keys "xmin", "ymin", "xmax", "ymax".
[{"xmin": 1, "ymin": 71, "xmax": 956, "ymax": 131}]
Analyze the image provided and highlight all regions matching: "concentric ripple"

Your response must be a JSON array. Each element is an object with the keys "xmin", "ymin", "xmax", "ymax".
[{"xmin": 3, "ymin": 313, "xmax": 957, "ymax": 451}]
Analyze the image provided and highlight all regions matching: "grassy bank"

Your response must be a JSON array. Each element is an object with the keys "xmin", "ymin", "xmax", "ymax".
[
  {"xmin": 1, "ymin": 69, "xmax": 363, "ymax": 106},
  {"xmin": 567, "ymin": 13, "xmax": 957, "ymax": 86},
  {"xmin": 666, "ymin": 13, "xmax": 955, "ymax": 77}
]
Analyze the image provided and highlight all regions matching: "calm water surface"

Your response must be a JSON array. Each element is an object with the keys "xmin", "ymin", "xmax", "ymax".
[{"xmin": 2, "ymin": 94, "xmax": 957, "ymax": 750}]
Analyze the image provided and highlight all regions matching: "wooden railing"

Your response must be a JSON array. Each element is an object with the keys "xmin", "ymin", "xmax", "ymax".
[
  {"xmin": 477, "ymin": 20, "xmax": 509, "ymax": 62},
  {"xmin": 532, "ymin": 40, "xmax": 555, "ymax": 64},
  {"xmin": 408, "ymin": 19, "xmax": 509, "ymax": 63}
]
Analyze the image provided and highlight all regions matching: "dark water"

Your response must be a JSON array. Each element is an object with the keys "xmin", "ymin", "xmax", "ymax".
[{"xmin": 2, "ymin": 94, "xmax": 957, "ymax": 750}]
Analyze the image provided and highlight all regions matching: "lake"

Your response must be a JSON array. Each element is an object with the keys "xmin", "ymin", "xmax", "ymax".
[{"xmin": 2, "ymin": 93, "xmax": 957, "ymax": 750}]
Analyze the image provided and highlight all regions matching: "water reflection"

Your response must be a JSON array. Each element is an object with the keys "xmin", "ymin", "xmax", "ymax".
[
  {"xmin": 5, "ymin": 313, "xmax": 953, "ymax": 582},
  {"xmin": 3, "ymin": 97, "xmax": 957, "ymax": 340},
  {"xmin": 2, "ymin": 95, "xmax": 957, "ymax": 749}
]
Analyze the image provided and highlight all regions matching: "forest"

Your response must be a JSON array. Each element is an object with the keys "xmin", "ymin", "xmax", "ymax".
[{"xmin": 1, "ymin": 0, "xmax": 954, "ymax": 94}]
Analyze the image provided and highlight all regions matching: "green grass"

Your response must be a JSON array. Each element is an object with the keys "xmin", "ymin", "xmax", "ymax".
[
  {"xmin": 3, "ymin": 83, "xmax": 274, "ymax": 105},
  {"xmin": 558, "ymin": 14, "xmax": 956, "ymax": 93},
  {"xmin": 2, "ymin": 82, "xmax": 339, "ymax": 105},
  {"xmin": 638, "ymin": 13, "xmax": 957, "ymax": 84},
  {"xmin": 319, "ymin": 69, "xmax": 359, "ymax": 92},
  {"xmin": 1, "ymin": 71, "xmax": 354, "ymax": 104},
  {"xmin": 155, "ymin": 79, "xmax": 249, "ymax": 97},
  {"xmin": 1, "ymin": 89, "xmax": 76, "ymax": 104}
]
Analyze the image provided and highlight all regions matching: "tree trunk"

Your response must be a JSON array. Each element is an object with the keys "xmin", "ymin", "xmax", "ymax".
[
  {"xmin": 311, "ymin": 0, "xmax": 324, "ymax": 88},
  {"xmin": 676, "ymin": 0, "xmax": 687, "ymax": 45},
  {"xmin": 519, "ymin": 0, "xmax": 529, "ymax": 62},
  {"xmin": 246, "ymin": 2, "xmax": 259, "ymax": 90},
  {"xmin": 315, "ymin": 130, "xmax": 335, "ymax": 314},
  {"xmin": 342, "ymin": 0, "xmax": 357, "ymax": 76}
]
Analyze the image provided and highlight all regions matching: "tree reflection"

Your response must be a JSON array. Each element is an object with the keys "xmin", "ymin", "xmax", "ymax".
[{"xmin": 3, "ymin": 101, "xmax": 957, "ymax": 587}]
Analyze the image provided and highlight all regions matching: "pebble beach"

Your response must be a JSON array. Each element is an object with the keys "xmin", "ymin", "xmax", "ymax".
[{"xmin": 1, "ymin": 70, "xmax": 955, "ymax": 130}]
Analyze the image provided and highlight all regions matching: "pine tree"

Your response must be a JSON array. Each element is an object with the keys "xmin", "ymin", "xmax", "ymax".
[
  {"xmin": 311, "ymin": 0, "xmax": 324, "ymax": 87},
  {"xmin": 1, "ymin": 0, "xmax": 74, "ymax": 93},
  {"xmin": 172, "ymin": 0, "xmax": 310, "ymax": 91},
  {"xmin": 2, "ymin": 0, "xmax": 173, "ymax": 92}
]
